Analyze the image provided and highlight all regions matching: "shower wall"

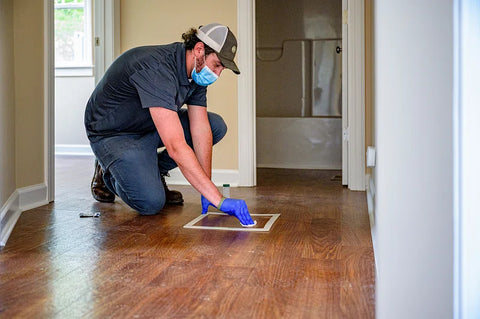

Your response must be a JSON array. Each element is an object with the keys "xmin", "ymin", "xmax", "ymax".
[{"xmin": 256, "ymin": 0, "xmax": 343, "ymax": 169}]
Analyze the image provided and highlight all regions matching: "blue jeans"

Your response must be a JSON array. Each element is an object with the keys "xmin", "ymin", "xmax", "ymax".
[{"xmin": 89, "ymin": 109, "xmax": 227, "ymax": 215}]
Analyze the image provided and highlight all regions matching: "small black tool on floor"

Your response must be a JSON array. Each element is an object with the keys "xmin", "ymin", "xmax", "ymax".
[{"xmin": 79, "ymin": 212, "xmax": 101, "ymax": 218}]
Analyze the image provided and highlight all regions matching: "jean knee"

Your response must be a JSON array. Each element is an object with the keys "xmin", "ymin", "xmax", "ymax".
[
  {"xmin": 208, "ymin": 112, "xmax": 228, "ymax": 144},
  {"xmin": 136, "ymin": 194, "xmax": 166, "ymax": 216}
]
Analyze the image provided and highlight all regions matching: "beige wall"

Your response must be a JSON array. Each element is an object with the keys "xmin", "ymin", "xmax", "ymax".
[
  {"xmin": 120, "ymin": 0, "xmax": 238, "ymax": 170},
  {"xmin": 13, "ymin": 0, "xmax": 45, "ymax": 188},
  {"xmin": 0, "ymin": 0, "xmax": 16, "ymax": 206}
]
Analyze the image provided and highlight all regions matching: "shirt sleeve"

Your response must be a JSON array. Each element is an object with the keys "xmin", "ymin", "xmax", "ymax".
[
  {"xmin": 129, "ymin": 67, "xmax": 178, "ymax": 111},
  {"xmin": 185, "ymin": 85, "xmax": 207, "ymax": 107}
]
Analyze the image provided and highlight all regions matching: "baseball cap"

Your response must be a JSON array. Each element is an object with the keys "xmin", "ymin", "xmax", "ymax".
[{"xmin": 196, "ymin": 23, "xmax": 240, "ymax": 75}]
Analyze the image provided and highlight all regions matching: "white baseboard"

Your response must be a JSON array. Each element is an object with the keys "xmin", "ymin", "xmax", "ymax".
[
  {"xmin": 0, "ymin": 183, "xmax": 49, "ymax": 246},
  {"xmin": 55, "ymin": 144, "xmax": 94, "ymax": 156},
  {"xmin": 0, "ymin": 191, "xmax": 20, "ymax": 246},
  {"xmin": 165, "ymin": 168, "xmax": 240, "ymax": 187},
  {"xmin": 17, "ymin": 184, "xmax": 49, "ymax": 211},
  {"xmin": 366, "ymin": 174, "xmax": 375, "ymax": 224},
  {"xmin": 366, "ymin": 174, "xmax": 378, "ymax": 274}
]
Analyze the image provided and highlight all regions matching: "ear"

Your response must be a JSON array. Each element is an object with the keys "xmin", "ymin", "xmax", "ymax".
[{"xmin": 193, "ymin": 42, "xmax": 205, "ymax": 57}]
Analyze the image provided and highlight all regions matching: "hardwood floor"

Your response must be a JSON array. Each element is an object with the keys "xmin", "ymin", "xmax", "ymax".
[{"xmin": 0, "ymin": 156, "xmax": 375, "ymax": 318}]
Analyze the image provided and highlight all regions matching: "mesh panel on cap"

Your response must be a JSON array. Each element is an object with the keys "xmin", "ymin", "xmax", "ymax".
[
  {"xmin": 198, "ymin": 23, "xmax": 228, "ymax": 52},
  {"xmin": 204, "ymin": 25, "xmax": 228, "ymax": 49}
]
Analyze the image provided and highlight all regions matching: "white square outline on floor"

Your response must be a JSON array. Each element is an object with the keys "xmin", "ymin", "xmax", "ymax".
[{"xmin": 183, "ymin": 212, "xmax": 280, "ymax": 232}]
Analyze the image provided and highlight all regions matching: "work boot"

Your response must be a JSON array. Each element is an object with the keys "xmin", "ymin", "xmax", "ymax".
[
  {"xmin": 161, "ymin": 173, "xmax": 184, "ymax": 205},
  {"xmin": 91, "ymin": 160, "xmax": 115, "ymax": 203}
]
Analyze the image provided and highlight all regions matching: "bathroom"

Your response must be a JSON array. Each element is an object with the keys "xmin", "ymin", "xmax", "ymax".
[{"xmin": 256, "ymin": 0, "xmax": 343, "ymax": 170}]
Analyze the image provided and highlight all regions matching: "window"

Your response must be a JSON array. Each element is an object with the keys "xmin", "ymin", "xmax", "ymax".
[{"xmin": 54, "ymin": 0, "xmax": 92, "ymax": 75}]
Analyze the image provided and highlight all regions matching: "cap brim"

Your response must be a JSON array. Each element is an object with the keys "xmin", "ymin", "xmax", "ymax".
[{"xmin": 218, "ymin": 54, "xmax": 240, "ymax": 75}]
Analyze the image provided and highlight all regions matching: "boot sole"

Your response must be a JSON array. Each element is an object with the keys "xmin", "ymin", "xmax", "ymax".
[
  {"xmin": 166, "ymin": 199, "xmax": 184, "ymax": 205},
  {"xmin": 91, "ymin": 188, "xmax": 115, "ymax": 203}
]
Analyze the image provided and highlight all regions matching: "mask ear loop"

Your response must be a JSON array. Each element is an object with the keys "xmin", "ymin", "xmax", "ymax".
[
  {"xmin": 193, "ymin": 46, "xmax": 207, "ymax": 75},
  {"xmin": 194, "ymin": 49, "xmax": 206, "ymax": 73}
]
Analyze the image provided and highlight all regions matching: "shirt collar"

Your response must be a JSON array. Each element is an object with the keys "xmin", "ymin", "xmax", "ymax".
[{"xmin": 176, "ymin": 43, "xmax": 191, "ymax": 86}]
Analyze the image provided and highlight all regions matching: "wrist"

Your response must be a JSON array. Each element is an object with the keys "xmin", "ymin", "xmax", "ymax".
[{"xmin": 217, "ymin": 197, "xmax": 226, "ymax": 209}]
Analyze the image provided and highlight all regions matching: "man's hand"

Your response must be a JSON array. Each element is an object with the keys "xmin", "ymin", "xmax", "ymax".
[
  {"xmin": 201, "ymin": 195, "xmax": 216, "ymax": 214},
  {"xmin": 201, "ymin": 195, "xmax": 256, "ymax": 226},
  {"xmin": 220, "ymin": 198, "xmax": 256, "ymax": 226}
]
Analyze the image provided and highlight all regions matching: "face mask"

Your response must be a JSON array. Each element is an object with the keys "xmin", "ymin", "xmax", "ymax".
[{"xmin": 191, "ymin": 54, "xmax": 218, "ymax": 86}]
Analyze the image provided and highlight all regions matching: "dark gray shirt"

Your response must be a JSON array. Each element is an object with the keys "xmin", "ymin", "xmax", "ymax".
[{"xmin": 85, "ymin": 42, "xmax": 206, "ymax": 142}]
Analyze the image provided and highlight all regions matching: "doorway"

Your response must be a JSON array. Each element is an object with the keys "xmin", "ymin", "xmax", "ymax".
[
  {"xmin": 54, "ymin": 0, "xmax": 95, "ymax": 157},
  {"xmin": 255, "ymin": 0, "xmax": 343, "ymax": 171},
  {"xmin": 237, "ymin": 0, "xmax": 365, "ymax": 190},
  {"xmin": 53, "ymin": 0, "xmax": 96, "ymax": 201},
  {"xmin": 48, "ymin": 0, "xmax": 119, "ymax": 201}
]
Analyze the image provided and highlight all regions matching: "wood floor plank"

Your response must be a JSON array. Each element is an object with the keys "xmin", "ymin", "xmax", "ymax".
[{"xmin": 0, "ymin": 156, "xmax": 375, "ymax": 318}]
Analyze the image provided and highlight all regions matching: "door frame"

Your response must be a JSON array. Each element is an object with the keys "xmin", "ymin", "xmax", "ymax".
[
  {"xmin": 237, "ymin": 0, "xmax": 365, "ymax": 190},
  {"xmin": 342, "ymin": 0, "xmax": 349, "ymax": 186},
  {"xmin": 453, "ymin": 0, "xmax": 480, "ymax": 315},
  {"xmin": 93, "ymin": 0, "xmax": 121, "ymax": 85},
  {"xmin": 44, "ymin": 0, "xmax": 54, "ymax": 202},
  {"xmin": 345, "ymin": 0, "xmax": 366, "ymax": 191},
  {"xmin": 236, "ymin": 1, "xmax": 257, "ymax": 186}
]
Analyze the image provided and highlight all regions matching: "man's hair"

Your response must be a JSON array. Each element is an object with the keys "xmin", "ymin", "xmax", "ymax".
[{"xmin": 182, "ymin": 27, "xmax": 215, "ymax": 55}]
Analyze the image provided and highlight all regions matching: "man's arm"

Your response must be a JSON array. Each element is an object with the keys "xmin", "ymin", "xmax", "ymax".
[
  {"xmin": 149, "ymin": 106, "xmax": 222, "ymax": 206},
  {"xmin": 187, "ymin": 105, "xmax": 212, "ymax": 179}
]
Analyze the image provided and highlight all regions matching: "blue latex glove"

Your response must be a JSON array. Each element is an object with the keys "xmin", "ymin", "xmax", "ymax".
[
  {"xmin": 201, "ymin": 195, "xmax": 255, "ymax": 226},
  {"xmin": 201, "ymin": 195, "xmax": 216, "ymax": 214},
  {"xmin": 219, "ymin": 198, "xmax": 256, "ymax": 226}
]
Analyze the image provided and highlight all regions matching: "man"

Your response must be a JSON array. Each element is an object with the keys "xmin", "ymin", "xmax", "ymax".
[{"xmin": 85, "ymin": 23, "xmax": 255, "ymax": 226}]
